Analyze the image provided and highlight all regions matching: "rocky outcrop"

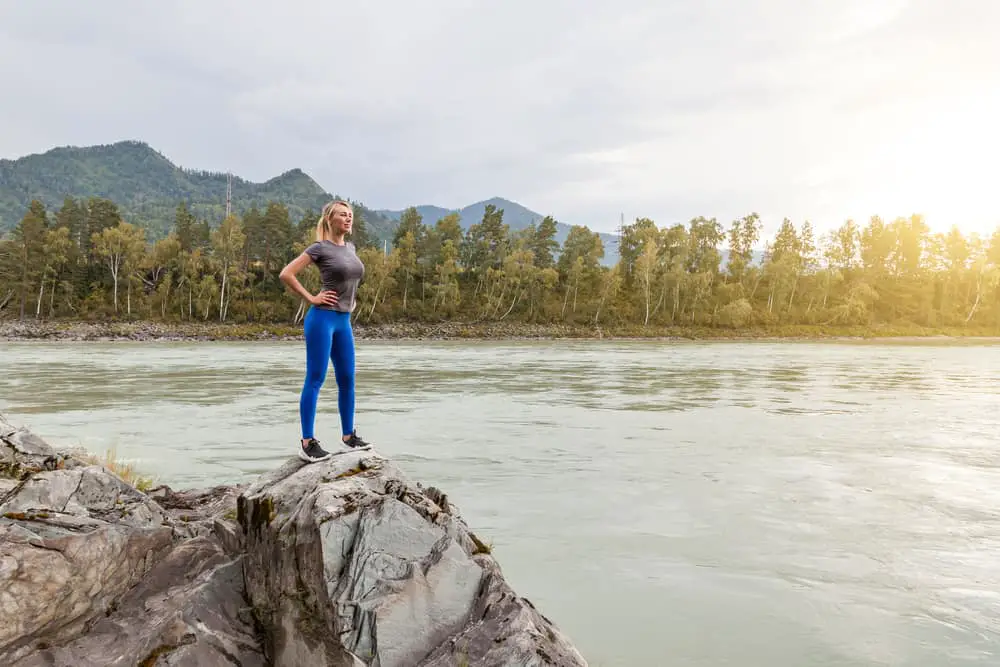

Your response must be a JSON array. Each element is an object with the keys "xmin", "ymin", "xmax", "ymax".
[
  {"xmin": 0, "ymin": 413, "xmax": 587, "ymax": 666},
  {"xmin": 0, "ymin": 414, "xmax": 264, "ymax": 666},
  {"xmin": 239, "ymin": 453, "xmax": 587, "ymax": 667}
]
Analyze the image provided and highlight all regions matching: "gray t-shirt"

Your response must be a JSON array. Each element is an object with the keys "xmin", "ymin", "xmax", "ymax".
[{"xmin": 304, "ymin": 240, "xmax": 365, "ymax": 313}]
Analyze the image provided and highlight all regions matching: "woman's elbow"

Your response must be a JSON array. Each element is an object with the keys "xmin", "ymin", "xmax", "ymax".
[{"xmin": 280, "ymin": 253, "xmax": 310, "ymax": 284}]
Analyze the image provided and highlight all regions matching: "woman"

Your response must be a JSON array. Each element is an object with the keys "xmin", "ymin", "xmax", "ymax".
[{"xmin": 279, "ymin": 199, "xmax": 371, "ymax": 463}]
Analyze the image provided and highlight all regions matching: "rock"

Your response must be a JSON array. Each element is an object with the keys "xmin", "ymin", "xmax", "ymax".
[
  {"xmin": 238, "ymin": 450, "xmax": 588, "ymax": 667},
  {"xmin": 0, "ymin": 416, "xmax": 61, "ymax": 479},
  {"xmin": 149, "ymin": 482, "xmax": 247, "ymax": 552},
  {"xmin": 0, "ymin": 414, "xmax": 265, "ymax": 666},
  {"xmin": 1, "ymin": 415, "xmax": 176, "ymax": 660},
  {"xmin": 0, "ymin": 469, "xmax": 175, "ymax": 663},
  {"xmin": 1, "ymin": 413, "xmax": 587, "ymax": 666},
  {"xmin": 419, "ymin": 557, "xmax": 586, "ymax": 667},
  {"xmin": 11, "ymin": 537, "xmax": 265, "ymax": 667}
]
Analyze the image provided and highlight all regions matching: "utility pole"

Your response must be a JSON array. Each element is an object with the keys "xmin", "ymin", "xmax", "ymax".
[{"xmin": 225, "ymin": 172, "xmax": 232, "ymax": 218}]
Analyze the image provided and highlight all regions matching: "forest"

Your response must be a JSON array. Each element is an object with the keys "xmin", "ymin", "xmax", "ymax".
[
  {"xmin": 0, "ymin": 140, "xmax": 398, "ymax": 242},
  {"xmin": 2, "ymin": 195, "xmax": 999, "ymax": 334}
]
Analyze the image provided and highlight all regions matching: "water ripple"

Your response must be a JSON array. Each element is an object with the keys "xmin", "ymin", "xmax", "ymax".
[{"xmin": 1, "ymin": 339, "xmax": 998, "ymax": 666}]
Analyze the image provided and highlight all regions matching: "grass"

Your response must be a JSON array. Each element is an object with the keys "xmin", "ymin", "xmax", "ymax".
[
  {"xmin": 469, "ymin": 532, "xmax": 493, "ymax": 555},
  {"xmin": 77, "ymin": 446, "xmax": 157, "ymax": 492}
]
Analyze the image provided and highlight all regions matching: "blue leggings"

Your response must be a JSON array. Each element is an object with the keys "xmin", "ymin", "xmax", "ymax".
[{"xmin": 299, "ymin": 307, "xmax": 355, "ymax": 440}]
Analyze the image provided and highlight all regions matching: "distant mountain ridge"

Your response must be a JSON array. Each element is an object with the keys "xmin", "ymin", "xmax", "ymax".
[
  {"xmin": 0, "ymin": 140, "xmax": 623, "ymax": 263},
  {"xmin": 378, "ymin": 198, "xmax": 621, "ymax": 264},
  {"xmin": 0, "ymin": 143, "xmax": 790, "ymax": 272},
  {"xmin": 0, "ymin": 140, "xmax": 398, "ymax": 242}
]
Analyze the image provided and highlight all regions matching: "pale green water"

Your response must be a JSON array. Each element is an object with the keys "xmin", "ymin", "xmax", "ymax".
[{"xmin": 2, "ymin": 339, "xmax": 999, "ymax": 666}]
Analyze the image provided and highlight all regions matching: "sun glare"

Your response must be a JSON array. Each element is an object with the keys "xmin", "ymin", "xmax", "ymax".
[{"xmin": 844, "ymin": 92, "xmax": 1000, "ymax": 237}]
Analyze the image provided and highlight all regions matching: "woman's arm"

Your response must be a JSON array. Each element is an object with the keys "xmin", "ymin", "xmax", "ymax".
[{"xmin": 279, "ymin": 252, "xmax": 338, "ymax": 307}]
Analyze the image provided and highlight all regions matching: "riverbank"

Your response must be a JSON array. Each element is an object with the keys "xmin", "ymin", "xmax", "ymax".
[{"xmin": 2, "ymin": 318, "xmax": 999, "ymax": 343}]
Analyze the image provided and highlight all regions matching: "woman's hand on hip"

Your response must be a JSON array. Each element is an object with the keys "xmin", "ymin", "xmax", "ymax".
[{"xmin": 311, "ymin": 290, "xmax": 338, "ymax": 307}]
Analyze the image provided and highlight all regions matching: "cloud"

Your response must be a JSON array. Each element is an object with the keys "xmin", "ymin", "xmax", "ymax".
[{"xmin": 1, "ymin": 0, "xmax": 998, "ymax": 238}]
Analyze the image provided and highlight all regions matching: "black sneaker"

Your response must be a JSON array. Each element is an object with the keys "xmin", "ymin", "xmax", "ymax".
[
  {"xmin": 342, "ymin": 431, "xmax": 371, "ymax": 450},
  {"xmin": 299, "ymin": 438, "xmax": 332, "ymax": 463}
]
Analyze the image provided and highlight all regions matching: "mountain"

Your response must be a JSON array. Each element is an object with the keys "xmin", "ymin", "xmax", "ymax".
[
  {"xmin": 0, "ymin": 140, "xmax": 397, "ymax": 242},
  {"xmin": 378, "ymin": 197, "xmax": 622, "ymax": 265},
  {"xmin": 0, "ymin": 140, "xmax": 757, "ymax": 269}
]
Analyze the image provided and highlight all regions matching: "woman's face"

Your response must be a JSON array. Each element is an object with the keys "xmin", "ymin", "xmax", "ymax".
[{"xmin": 330, "ymin": 204, "xmax": 353, "ymax": 235}]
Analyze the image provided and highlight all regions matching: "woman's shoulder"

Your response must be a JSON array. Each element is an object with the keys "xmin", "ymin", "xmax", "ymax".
[{"xmin": 304, "ymin": 240, "xmax": 327, "ymax": 258}]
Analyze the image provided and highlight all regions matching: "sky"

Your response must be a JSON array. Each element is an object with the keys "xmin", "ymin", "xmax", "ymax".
[{"xmin": 1, "ymin": 0, "xmax": 998, "ymax": 239}]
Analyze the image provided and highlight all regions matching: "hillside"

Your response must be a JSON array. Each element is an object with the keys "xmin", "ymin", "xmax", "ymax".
[
  {"xmin": 379, "ymin": 197, "xmax": 622, "ymax": 265},
  {"xmin": 1, "ymin": 140, "xmax": 770, "ymax": 268},
  {"xmin": 0, "ymin": 141, "xmax": 397, "ymax": 243}
]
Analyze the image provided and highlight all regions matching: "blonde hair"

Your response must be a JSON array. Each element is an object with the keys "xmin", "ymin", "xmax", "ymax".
[{"xmin": 315, "ymin": 200, "xmax": 353, "ymax": 242}]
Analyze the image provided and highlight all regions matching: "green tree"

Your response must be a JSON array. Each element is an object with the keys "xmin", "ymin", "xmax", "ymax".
[
  {"xmin": 146, "ymin": 234, "xmax": 182, "ymax": 318},
  {"xmin": 211, "ymin": 214, "xmax": 246, "ymax": 322},
  {"xmin": 462, "ymin": 204, "xmax": 509, "ymax": 275},
  {"xmin": 392, "ymin": 207, "xmax": 425, "ymax": 313},
  {"xmin": 462, "ymin": 205, "xmax": 510, "ymax": 308},
  {"xmin": 526, "ymin": 215, "xmax": 559, "ymax": 270},
  {"xmin": 431, "ymin": 239, "xmax": 461, "ymax": 315},
  {"xmin": 633, "ymin": 225, "xmax": 660, "ymax": 325},
  {"xmin": 619, "ymin": 217, "xmax": 658, "ymax": 284},
  {"xmin": 2, "ymin": 196, "xmax": 999, "ymax": 336},
  {"xmin": 37, "ymin": 226, "xmax": 73, "ymax": 318},
  {"xmin": 91, "ymin": 221, "xmax": 146, "ymax": 313},
  {"xmin": 726, "ymin": 212, "xmax": 761, "ymax": 288},
  {"xmin": 174, "ymin": 202, "xmax": 198, "ymax": 252},
  {"xmin": 356, "ymin": 246, "xmax": 399, "ymax": 321},
  {"xmin": 12, "ymin": 200, "xmax": 48, "ymax": 320},
  {"xmin": 657, "ymin": 224, "xmax": 689, "ymax": 322},
  {"xmin": 85, "ymin": 198, "xmax": 122, "ymax": 254},
  {"xmin": 558, "ymin": 226, "xmax": 604, "ymax": 319},
  {"xmin": 55, "ymin": 197, "xmax": 87, "ymax": 248}
]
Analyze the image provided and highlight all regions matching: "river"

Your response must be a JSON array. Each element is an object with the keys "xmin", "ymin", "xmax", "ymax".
[{"xmin": 2, "ymin": 339, "xmax": 998, "ymax": 666}]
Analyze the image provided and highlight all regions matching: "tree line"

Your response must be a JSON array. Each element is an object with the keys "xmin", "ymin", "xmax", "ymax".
[{"xmin": 2, "ymin": 196, "xmax": 999, "ymax": 332}]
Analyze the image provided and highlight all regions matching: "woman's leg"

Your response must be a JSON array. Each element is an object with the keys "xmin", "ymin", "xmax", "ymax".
[
  {"xmin": 329, "ymin": 312, "xmax": 356, "ymax": 437},
  {"xmin": 299, "ymin": 308, "xmax": 334, "ymax": 441},
  {"xmin": 330, "ymin": 313, "xmax": 371, "ymax": 449}
]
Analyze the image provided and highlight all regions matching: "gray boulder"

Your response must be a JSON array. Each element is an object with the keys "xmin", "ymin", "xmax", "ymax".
[
  {"xmin": 11, "ymin": 537, "xmax": 265, "ymax": 667},
  {"xmin": 239, "ymin": 450, "xmax": 588, "ymax": 667},
  {"xmin": 0, "ymin": 413, "xmax": 265, "ymax": 666}
]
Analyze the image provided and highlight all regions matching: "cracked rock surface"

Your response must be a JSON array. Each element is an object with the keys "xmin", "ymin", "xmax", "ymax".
[
  {"xmin": 2, "ymin": 412, "xmax": 587, "ymax": 666},
  {"xmin": 0, "ymin": 414, "xmax": 264, "ymax": 666},
  {"xmin": 239, "ymin": 451, "xmax": 588, "ymax": 666}
]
